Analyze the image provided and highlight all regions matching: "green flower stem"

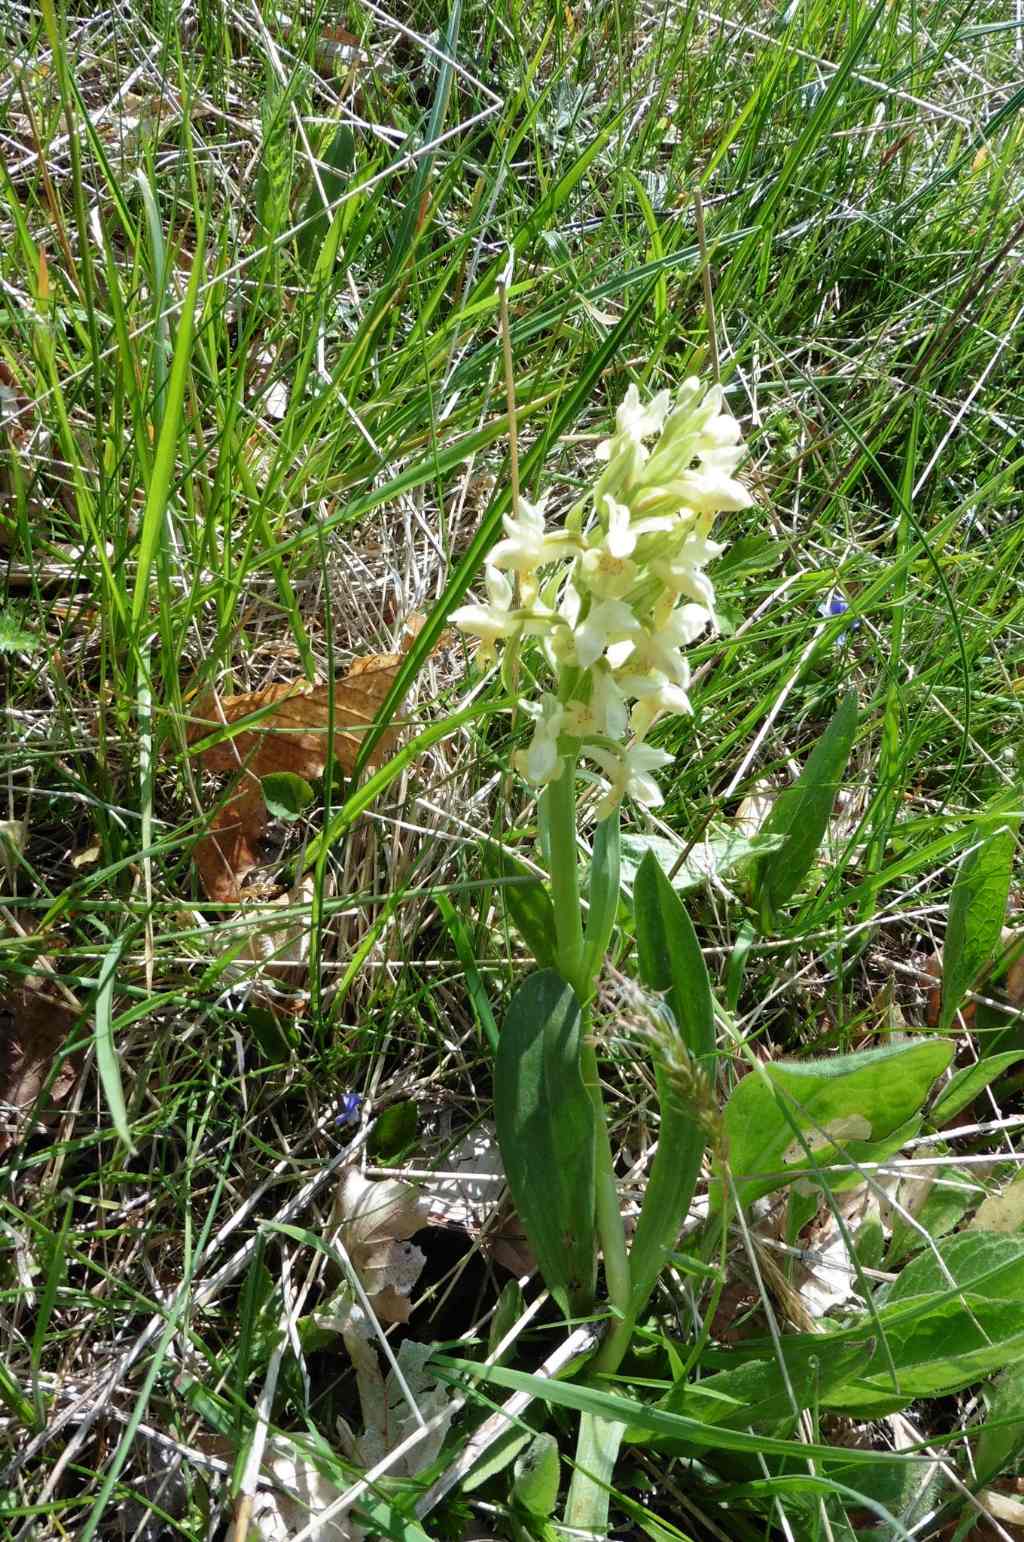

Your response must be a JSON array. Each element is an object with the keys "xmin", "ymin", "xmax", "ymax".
[
  {"xmin": 580, "ymin": 1037, "xmax": 631, "ymax": 1321},
  {"xmin": 542, "ymin": 764, "xmax": 586, "ymax": 999},
  {"xmin": 543, "ymin": 759, "xmax": 630, "ymax": 1322}
]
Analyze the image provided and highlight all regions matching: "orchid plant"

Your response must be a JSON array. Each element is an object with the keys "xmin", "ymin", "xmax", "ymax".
[{"xmin": 451, "ymin": 378, "xmax": 752, "ymax": 1533}]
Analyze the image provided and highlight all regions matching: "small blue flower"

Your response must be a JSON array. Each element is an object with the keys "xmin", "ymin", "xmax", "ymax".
[
  {"xmin": 818, "ymin": 590, "xmax": 858, "ymax": 646},
  {"xmin": 819, "ymin": 591, "xmax": 849, "ymax": 620},
  {"xmin": 335, "ymin": 1092, "xmax": 362, "ymax": 1127}
]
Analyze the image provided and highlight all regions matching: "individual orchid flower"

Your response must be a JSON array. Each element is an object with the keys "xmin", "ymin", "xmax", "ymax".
[
  {"xmin": 489, "ymin": 494, "xmax": 578, "ymax": 601},
  {"xmin": 571, "ymin": 597, "xmax": 643, "ymax": 671},
  {"xmin": 628, "ymin": 678, "xmax": 693, "ymax": 741},
  {"xmin": 603, "ymin": 495, "xmax": 674, "ymax": 558},
  {"xmin": 513, "ymin": 695, "xmax": 566, "ymax": 785},
  {"xmin": 616, "ymin": 603, "xmax": 710, "ymax": 691},
  {"xmin": 583, "ymin": 741, "xmax": 675, "ymax": 818},
  {"xmin": 578, "ymin": 542, "xmax": 638, "ymax": 599},
  {"xmin": 593, "ymin": 384, "xmax": 673, "ymax": 501},
  {"xmin": 450, "ymin": 566, "xmax": 518, "ymax": 663},
  {"xmin": 651, "ymin": 533, "xmax": 725, "ymax": 614},
  {"xmin": 595, "ymin": 384, "xmax": 671, "ymax": 463},
  {"xmin": 562, "ymin": 665, "xmax": 629, "ymax": 742}
]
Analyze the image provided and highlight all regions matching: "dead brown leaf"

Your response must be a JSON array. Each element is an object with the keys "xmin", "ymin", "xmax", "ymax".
[
  {"xmin": 333, "ymin": 1166, "xmax": 428, "ymax": 1325},
  {"xmin": 189, "ymin": 651, "xmax": 408, "ymax": 903},
  {"xmin": 0, "ymin": 981, "xmax": 80, "ymax": 1154}
]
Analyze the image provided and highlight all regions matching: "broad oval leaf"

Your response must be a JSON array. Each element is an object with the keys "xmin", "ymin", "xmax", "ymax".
[
  {"xmin": 512, "ymin": 1432, "xmax": 560, "ymax": 1517},
  {"xmin": 939, "ymin": 818, "xmax": 1019, "ymax": 1033},
  {"xmin": 753, "ymin": 689, "xmax": 859, "ymax": 931},
  {"xmin": 718, "ymin": 1037, "xmax": 954, "ymax": 1209},
  {"xmin": 261, "ymin": 771, "xmax": 315, "ymax": 821},
  {"xmin": 823, "ymin": 1232, "xmax": 1024, "ymax": 1415},
  {"xmin": 494, "ymin": 971, "xmax": 596, "ymax": 1317},
  {"xmin": 625, "ymin": 1337, "xmax": 872, "ymax": 1447},
  {"xmin": 618, "ymin": 828, "xmax": 785, "ymax": 898}
]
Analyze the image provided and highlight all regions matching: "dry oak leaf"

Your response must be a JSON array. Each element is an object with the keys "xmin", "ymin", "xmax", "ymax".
[
  {"xmin": 0, "ymin": 982, "xmax": 80, "ymax": 1154},
  {"xmin": 333, "ymin": 1165, "xmax": 428, "ymax": 1325},
  {"xmin": 189, "ymin": 650, "xmax": 410, "ymax": 903}
]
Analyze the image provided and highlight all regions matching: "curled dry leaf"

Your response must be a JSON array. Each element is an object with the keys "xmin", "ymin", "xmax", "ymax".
[
  {"xmin": 333, "ymin": 1307, "xmax": 454, "ymax": 1475},
  {"xmin": 0, "ymin": 981, "xmax": 80, "ymax": 1154},
  {"xmin": 256, "ymin": 1440, "xmax": 362, "ymax": 1542},
  {"xmin": 189, "ymin": 649, "xmax": 410, "ymax": 903},
  {"xmin": 334, "ymin": 1166, "xmax": 428, "ymax": 1325}
]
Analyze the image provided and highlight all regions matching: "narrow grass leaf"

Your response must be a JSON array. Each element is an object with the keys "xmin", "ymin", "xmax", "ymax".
[
  {"xmin": 436, "ymin": 893, "xmax": 499, "ymax": 1052},
  {"xmin": 131, "ymin": 224, "xmax": 205, "ymax": 629},
  {"xmin": 436, "ymin": 1356, "xmax": 925, "ymax": 1466},
  {"xmin": 94, "ymin": 937, "xmax": 134, "ymax": 1153}
]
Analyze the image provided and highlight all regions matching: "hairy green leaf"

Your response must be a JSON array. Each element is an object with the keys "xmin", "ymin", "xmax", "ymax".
[{"xmin": 719, "ymin": 1037, "xmax": 953, "ymax": 1208}]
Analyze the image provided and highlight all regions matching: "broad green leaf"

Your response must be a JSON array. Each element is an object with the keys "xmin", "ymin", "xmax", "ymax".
[
  {"xmin": 885, "ymin": 1164, "xmax": 976, "ymax": 1265},
  {"xmin": 368, "ymin": 1101, "xmax": 418, "ymax": 1161},
  {"xmin": 976, "ymin": 1364, "xmax": 1024, "ymax": 1484},
  {"xmin": 261, "ymin": 771, "xmax": 315, "ymax": 821},
  {"xmin": 513, "ymin": 1432, "xmax": 560, "ymax": 1517},
  {"xmin": 629, "ymin": 852, "xmax": 715, "ymax": 1314},
  {"xmin": 635, "ymin": 851, "xmax": 715, "ymax": 1063},
  {"xmin": 618, "ymin": 828, "xmax": 785, "ymax": 898},
  {"xmin": 929, "ymin": 1050, "xmax": 1024, "ymax": 1125},
  {"xmin": 939, "ymin": 819, "xmax": 1018, "ymax": 1032},
  {"xmin": 94, "ymin": 937, "xmax": 134, "ymax": 1154},
  {"xmin": 582, "ymin": 813, "xmax": 621, "ymax": 984},
  {"xmin": 753, "ymin": 689, "xmax": 859, "ymax": 931},
  {"xmin": 462, "ymin": 1423, "xmax": 534, "ymax": 1493},
  {"xmin": 821, "ymin": 1232, "xmax": 1024, "ymax": 1415},
  {"xmin": 719, "ymin": 1037, "xmax": 953, "ymax": 1208},
  {"xmin": 625, "ymin": 1339, "xmax": 871, "ymax": 1446},
  {"xmin": 483, "ymin": 842, "xmax": 559, "ymax": 971},
  {"xmin": 494, "ymin": 971, "xmax": 596, "ymax": 1316}
]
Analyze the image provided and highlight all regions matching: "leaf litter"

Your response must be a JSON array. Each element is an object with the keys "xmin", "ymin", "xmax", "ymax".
[
  {"xmin": 0, "ymin": 979, "xmax": 80, "ymax": 1155},
  {"xmin": 188, "ymin": 650, "xmax": 410, "ymax": 904}
]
